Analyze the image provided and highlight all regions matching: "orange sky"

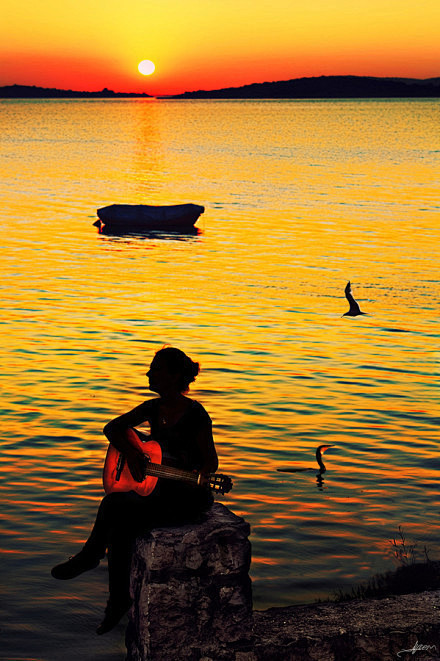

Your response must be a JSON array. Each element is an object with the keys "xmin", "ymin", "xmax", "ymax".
[{"xmin": 1, "ymin": 0, "xmax": 439, "ymax": 95}]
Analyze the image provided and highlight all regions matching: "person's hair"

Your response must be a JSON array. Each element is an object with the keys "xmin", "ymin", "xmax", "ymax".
[{"xmin": 155, "ymin": 347, "xmax": 200, "ymax": 392}]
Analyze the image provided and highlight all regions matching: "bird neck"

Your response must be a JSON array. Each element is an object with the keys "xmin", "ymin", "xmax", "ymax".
[{"xmin": 315, "ymin": 450, "xmax": 325, "ymax": 471}]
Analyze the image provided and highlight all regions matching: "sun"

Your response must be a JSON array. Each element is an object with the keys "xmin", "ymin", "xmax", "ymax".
[{"xmin": 138, "ymin": 60, "xmax": 155, "ymax": 76}]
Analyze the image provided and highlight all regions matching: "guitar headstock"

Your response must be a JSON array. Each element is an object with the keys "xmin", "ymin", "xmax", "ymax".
[{"xmin": 207, "ymin": 473, "xmax": 233, "ymax": 494}]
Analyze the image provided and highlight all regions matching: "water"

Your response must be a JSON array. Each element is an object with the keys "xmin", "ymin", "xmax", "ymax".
[{"xmin": 1, "ymin": 98, "xmax": 439, "ymax": 660}]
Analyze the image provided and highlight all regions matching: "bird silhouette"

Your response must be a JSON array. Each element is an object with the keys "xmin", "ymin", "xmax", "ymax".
[
  {"xmin": 342, "ymin": 281, "xmax": 366, "ymax": 317},
  {"xmin": 277, "ymin": 444, "xmax": 335, "ymax": 476}
]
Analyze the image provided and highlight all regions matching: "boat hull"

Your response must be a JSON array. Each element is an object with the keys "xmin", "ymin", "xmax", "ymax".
[{"xmin": 95, "ymin": 203, "xmax": 204, "ymax": 231}]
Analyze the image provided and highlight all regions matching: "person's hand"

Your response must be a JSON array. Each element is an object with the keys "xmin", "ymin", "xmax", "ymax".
[
  {"xmin": 194, "ymin": 470, "xmax": 209, "ymax": 487},
  {"xmin": 126, "ymin": 448, "xmax": 146, "ymax": 483}
]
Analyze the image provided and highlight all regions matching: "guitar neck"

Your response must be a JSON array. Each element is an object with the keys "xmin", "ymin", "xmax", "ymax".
[{"xmin": 145, "ymin": 462, "xmax": 201, "ymax": 486}]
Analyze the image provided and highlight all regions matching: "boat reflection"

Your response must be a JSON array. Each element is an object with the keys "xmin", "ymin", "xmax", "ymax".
[{"xmin": 95, "ymin": 223, "xmax": 201, "ymax": 241}]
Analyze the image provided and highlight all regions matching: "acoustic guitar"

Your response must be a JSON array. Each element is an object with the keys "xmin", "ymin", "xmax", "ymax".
[{"xmin": 103, "ymin": 435, "xmax": 233, "ymax": 497}]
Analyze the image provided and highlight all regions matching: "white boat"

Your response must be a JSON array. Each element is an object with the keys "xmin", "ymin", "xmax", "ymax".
[{"xmin": 95, "ymin": 203, "xmax": 204, "ymax": 231}]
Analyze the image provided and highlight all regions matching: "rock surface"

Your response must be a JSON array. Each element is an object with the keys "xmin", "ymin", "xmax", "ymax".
[
  {"xmin": 126, "ymin": 502, "xmax": 253, "ymax": 661},
  {"xmin": 252, "ymin": 589, "xmax": 440, "ymax": 660}
]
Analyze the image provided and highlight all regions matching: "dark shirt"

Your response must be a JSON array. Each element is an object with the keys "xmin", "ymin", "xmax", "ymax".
[
  {"xmin": 133, "ymin": 398, "xmax": 214, "ymax": 509},
  {"xmin": 146, "ymin": 398, "xmax": 212, "ymax": 470}
]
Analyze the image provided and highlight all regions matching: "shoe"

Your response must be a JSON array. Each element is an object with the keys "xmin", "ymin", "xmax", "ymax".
[
  {"xmin": 51, "ymin": 550, "xmax": 100, "ymax": 580},
  {"xmin": 96, "ymin": 597, "xmax": 133, "ymax": 635}
]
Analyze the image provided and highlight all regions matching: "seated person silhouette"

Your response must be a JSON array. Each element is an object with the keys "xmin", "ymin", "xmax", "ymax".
[{"xmin": 51, "ymin": 347, "xmax": 218, "ymax": 634}]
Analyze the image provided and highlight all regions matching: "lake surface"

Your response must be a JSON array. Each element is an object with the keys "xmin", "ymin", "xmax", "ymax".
[{"xmin": 1, "ymin": 98, "xmax": 439, "ymax": 660}]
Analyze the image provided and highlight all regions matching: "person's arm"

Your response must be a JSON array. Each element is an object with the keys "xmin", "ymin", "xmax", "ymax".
[{"xmin": 103, "ymin": 402, "xmax": 152, "ymax": 482}]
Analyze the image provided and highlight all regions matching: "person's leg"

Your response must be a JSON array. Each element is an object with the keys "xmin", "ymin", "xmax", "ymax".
[
  {"xmin": 51, "ymin": 492, "xmax": 122, "ymax": 580},
  {"xmin": 100, "ymin": 492, "xmax": 146, "ymax": 601},
  {"xmin": 96, "ymin": 490, "xmax": 160, "ymax": 634}
]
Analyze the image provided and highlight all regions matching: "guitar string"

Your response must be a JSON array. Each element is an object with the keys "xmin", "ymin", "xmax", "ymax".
[
  {"xmin": 144, "ymin": 463, "xmax": 226, "ymax": 486},
  {"xmin": 144, "ymin": 462, "xmax": 198, "ymax": 483}
]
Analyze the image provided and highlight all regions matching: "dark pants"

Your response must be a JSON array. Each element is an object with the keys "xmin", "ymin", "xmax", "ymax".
[{"xmin": 83, "ymin": 488, "xmax": 212, "ymax": 604}]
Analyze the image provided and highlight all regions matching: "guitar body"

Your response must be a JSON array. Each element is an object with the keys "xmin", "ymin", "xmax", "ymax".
[
  {"xmin": 103, "ymin": 438, "xmax": 162, "ymax": 497},
  {"xmin": 102, "ymin": 431, "xmax": 233, "ymax": 496}
]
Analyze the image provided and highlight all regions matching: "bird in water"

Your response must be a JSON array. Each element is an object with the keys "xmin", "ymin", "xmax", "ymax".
[
  {"xmin": 342, "ymin": 281, "xmax": 367, "ymax": 317},
  {"xmin": 277, "ymin": 444, "xmax": 335, "ymax": 476}
]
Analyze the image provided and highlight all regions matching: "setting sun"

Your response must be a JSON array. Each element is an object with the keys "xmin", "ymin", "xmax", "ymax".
[{"xmin": 138, "ymin": 60, "xmax": 155, "ymax": 76}]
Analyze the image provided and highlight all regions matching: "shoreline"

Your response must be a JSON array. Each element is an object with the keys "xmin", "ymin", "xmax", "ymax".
[{"xmin": 252, "ymin": 589, "xmax": 440, "ymax": 660}]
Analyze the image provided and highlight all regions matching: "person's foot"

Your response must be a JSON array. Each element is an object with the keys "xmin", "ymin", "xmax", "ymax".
[
  {"xmin": 96, "ymin": 597, "xmax": 133, "ymax": 635},
  {"xmin": 51, "ymin": 550, "xmax": 100, "ymax": 580}
]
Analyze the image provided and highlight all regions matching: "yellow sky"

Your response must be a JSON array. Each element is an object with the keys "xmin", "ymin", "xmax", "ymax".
[{"xmin": 2, "ymin": 0, "xmax": 439, "ymax": 93}]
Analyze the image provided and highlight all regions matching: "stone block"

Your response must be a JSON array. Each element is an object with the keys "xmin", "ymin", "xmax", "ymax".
[{"xmin": 126, "ymin": 503, "xmax": 253, "ymax": 661}]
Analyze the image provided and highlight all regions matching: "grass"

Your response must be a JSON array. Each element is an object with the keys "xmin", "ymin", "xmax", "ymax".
[{"xmin": 329, "ymin": 527, "xmax": 440, "ymax": 603}]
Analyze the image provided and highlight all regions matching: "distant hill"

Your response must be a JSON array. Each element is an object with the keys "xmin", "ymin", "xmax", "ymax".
[
  {"xmin": 0, "ymin": 85, "xmax": 152, "ymax": 98},
  {"xmin": 2, "ymin": 76, "xmax": 440, "ymax": 100},
  {"xmin": 171, "ymin": 75, "xmax": 440, "ymax": 99}
]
